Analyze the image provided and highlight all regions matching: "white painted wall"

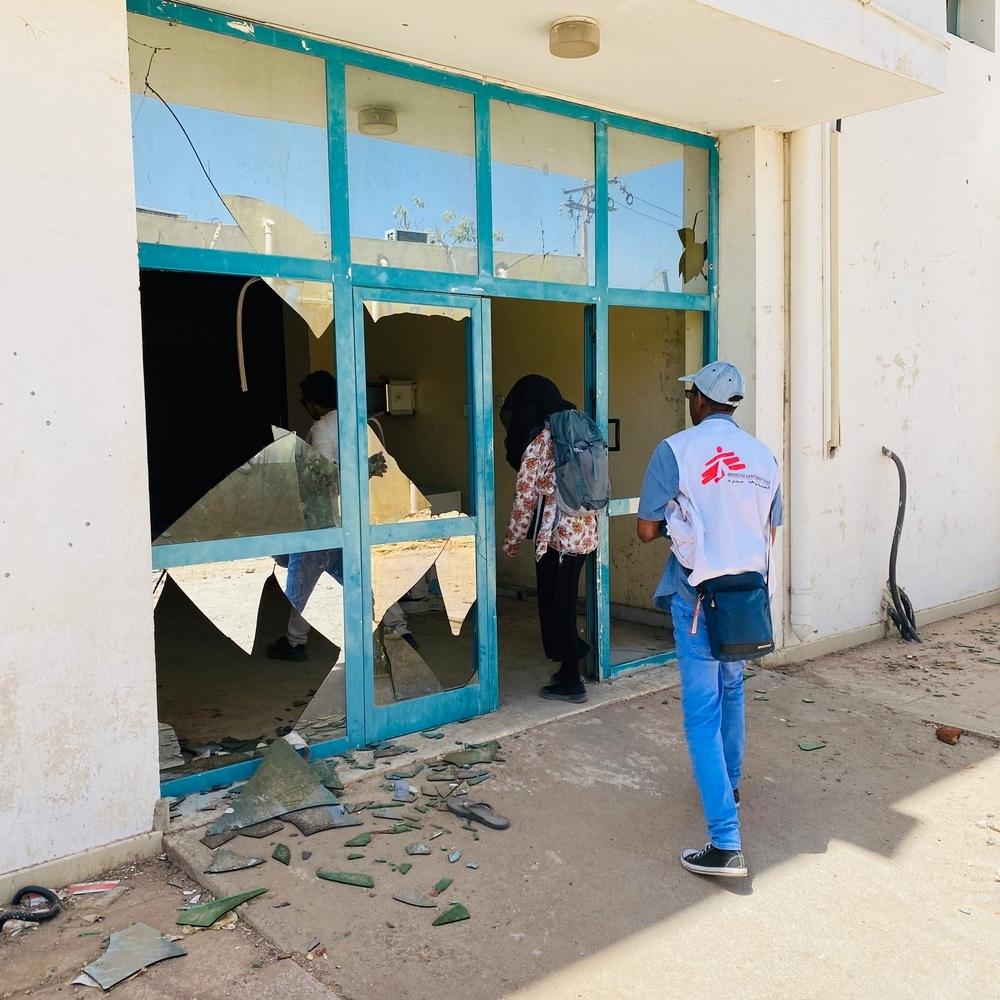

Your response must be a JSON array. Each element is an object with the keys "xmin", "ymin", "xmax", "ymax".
[
  {"xmin": 0, "ymin": 0, "xmax": 159, "ymax": 876},
  {"xmin": 792, "ymin": 38, "xmax": 1000, "ymax": 642}
]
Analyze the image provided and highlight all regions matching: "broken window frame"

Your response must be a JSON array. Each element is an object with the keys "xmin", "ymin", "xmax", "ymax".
[{"xmin": 127, "ymin": 0, "xmax": 719, "ymax": 797}]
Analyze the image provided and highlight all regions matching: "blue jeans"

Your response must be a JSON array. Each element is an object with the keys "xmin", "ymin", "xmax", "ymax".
[{"xmin": 670, "ymin": 593, "xmax": 745, "ymax": 851}]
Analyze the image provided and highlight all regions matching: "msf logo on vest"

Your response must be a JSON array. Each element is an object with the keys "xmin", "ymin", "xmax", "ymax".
[{"xmin": 701, "ymin": 446, "xmax": 746, "ymax": 485}]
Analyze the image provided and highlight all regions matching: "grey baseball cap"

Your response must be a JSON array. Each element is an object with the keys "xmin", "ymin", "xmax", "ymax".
[{"xmin": 679, "ymin": 361, "xmax": 745, "ymax": 406}]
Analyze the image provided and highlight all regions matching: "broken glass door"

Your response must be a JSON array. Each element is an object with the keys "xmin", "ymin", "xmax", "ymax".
[{"xmin": 352, "ymin": 288, "xmax": 496, "ymax": 740}]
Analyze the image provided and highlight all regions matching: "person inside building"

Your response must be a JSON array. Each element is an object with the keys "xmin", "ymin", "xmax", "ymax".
[
  {"xmin": 636, "ymin": 361, "xmax": 782, "ymax": 879},
  {"xmin": 267, "ymin": 370, "xmax": 413, "ymax": 661},
  {"xmin": 500, "ymin": 375, "xmax": 599, "ymax": 704}
]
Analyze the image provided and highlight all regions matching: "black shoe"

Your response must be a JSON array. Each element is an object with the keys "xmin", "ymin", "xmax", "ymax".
[
  {"xmin": 539, "ymin": 681, "xmax": 587, "ymax": 704},
  {"xmin": 680, "ymin": 843, "xmax": 748, "ymax": 878},
  {"xmin": 734, "ymin": 787, "xmax": 741, "ymax": 808},
  {"xmin": 267, "ymin": 637, "xmax": 308, "ymax": 662}
]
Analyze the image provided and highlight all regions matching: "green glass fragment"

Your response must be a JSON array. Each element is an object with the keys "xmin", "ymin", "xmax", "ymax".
[
  {"xmin": 272, "ymin": 844, "xmax": 291, "ymax": 865},
  {"xmin": 397, "ymin": 863, "xmax": 412, "ymax": 875},
  {"xmin": 176, "ymin": 888, "xmax": 268, "ymax": 927},
  {"xmin": 432, "ymin": 902, "xmax": 470, "ymax": 926},
  {"xmin": 316, "ymin": 870, "xmax": 375, "ymax": 888},
  {"xmin": 466, "ymin": 773, "xmax": 489, "ymax": 787},
  {"xmin": 753, "ymin": 694, "xmax": 769, "ymax": 701},
  {"xmin": 798, "ymin": 738, "xmax": 827, "ymax": 751},
  {"xmin": 802, "ymin": 698, "xmax": 816, "ymax": 704},
  {"xmin": 347, "ymin": 853, "xmax": 365, "ymax": 860},
  {"xmin": 344, "ymin": 832, "xmax": 372, "ymax": 847},
  {"xmin": 367, "ymin": 802, "xmax": 402, "ymax": 810},
  {"xmin": 430, "ymin": 877, "xmax": 453, "ymax": 896},
  {"xmin": 463, "ymin": 740, "xmax": 500, "ymax": 752},
  {"xmin": 420, "ymin": 731, "xmax": 445, "ymax": 739}
]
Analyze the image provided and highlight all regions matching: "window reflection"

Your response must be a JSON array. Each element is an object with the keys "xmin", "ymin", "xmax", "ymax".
[
  {"xmin": 346, "ymin": 68, "xmax": 477, "ymax": 274},
  {"xmin": 128, "ymin": 13, "xmax": 330, "ymax": 258},
  {"xmin": 608, "ymin": 130, "xmax": 709, "ymax": 293},
  {"xmin": 490, "ymin": 102, "xmax": 595, "ymax": 284}
]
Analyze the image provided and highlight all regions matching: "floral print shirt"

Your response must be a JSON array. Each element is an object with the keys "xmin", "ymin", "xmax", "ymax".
[{"xmin": 503, "ymin": 428, "xmax": 599, "ymax": 561}]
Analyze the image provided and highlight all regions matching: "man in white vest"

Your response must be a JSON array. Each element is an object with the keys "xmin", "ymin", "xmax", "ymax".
[{"xmin": 637, "ymin": 361, "xmax": 782, "ymax": 878}]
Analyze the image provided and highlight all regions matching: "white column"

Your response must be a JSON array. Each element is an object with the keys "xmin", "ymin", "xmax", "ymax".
[
  {"xmin": 718, "ymin": 126, "xmax": 786, "ymax": 643},
  {"xmin": 0, "ymin": 0, "xmax": 159, "ymax": 876}
]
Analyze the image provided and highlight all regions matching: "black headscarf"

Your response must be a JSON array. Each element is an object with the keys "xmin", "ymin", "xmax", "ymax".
[{"xmin": 499, "ymin": 375, "xmax": 574, "ymax": 472}]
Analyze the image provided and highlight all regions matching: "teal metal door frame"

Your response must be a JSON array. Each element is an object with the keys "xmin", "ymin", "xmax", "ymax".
[
  {"xmin": 132, "ymin": 0, "xmax": 719, "ymax": 795},
  {"xmin": 349, "ymin": 287, "xmax": 498, "ymax": 742}
]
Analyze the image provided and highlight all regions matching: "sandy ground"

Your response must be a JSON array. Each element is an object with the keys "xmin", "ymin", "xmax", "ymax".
[{"xmin": 4, "ymin": 608, "xmax": 999, "ymax": 1000}]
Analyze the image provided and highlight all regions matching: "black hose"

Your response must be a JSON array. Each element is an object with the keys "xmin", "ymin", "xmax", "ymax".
[{"xmin": 881, "ymin": 447, "xmax": 920, "ymax": 643}]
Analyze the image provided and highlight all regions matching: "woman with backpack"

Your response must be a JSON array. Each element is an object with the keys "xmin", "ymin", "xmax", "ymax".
[{"xmin": 500, "ymin": 375, "xmax": 601, "ymax": 704}]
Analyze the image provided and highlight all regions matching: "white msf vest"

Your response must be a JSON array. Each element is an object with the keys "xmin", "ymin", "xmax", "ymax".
[{"xmin": 664, "ymin": 418, "xmax": 780, "ymax": 588}]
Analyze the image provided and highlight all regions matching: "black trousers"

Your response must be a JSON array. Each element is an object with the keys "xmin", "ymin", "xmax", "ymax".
[{"xmin": 535, "ymin": 549, "xmax": 590, "ymax": 673}]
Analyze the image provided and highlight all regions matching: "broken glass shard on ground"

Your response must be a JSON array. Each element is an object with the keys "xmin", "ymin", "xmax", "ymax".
[
  {"xmin": 309, "ymin": 759, "xmax": 345, "ymax": 792},
  {"xmin": 344, "ymin": 832, "xmax": 372, "ymax": 847},
  {"xmin": 393, "ymin": 891, "xmax": 437, "ymax": 908},
  {"xmin": 442, "ymin": 748, "xmax": 497, "ymax": 767},
  {"xmin": 397, "ymin": 863, "xmax": 412, "ymax": 875},
  {"xmin": 406, "ymin": 843, "xmax": 431, "ymax": 856},
  {"xmin": 82, "ymin": 923, "xmax": 186, "ymax": 991},
  {"xmin": 315, "ymin": 870, "xmax": 375, "ymax": 888},
  {"xmin": 200, "ymin": 831, "xmax": 236, "ymax": 850},
  {"xmin": 176, "ymin": 889, "xmax": 268, "ymax": 928},
  {"xmin": 393, "ymin": 780, "xmax": 418, "ymax": 802},
  {"xmin": 432, "ymin": 902, "xmax": 470, "ymax": 926},
  {"xmin": 448, "ymin": 851, "xmax": 462, "ymax": 863},
  {"xmin": 282, "ymin": 804, "xmax": 363, "ymax": 836},
  {"xmin": 239, "ymin": 819, "xmax": 286, "ymax": 839},
  {"xmin": 204, "ymin": 848, "xmax": 266, "ymax": 874},
  {"xmin": 272, "ymin": 844, "xmax": 291, "ymax": 865},
  {"xmin": 429, "ymin": 878, "xmax": 453, "ymax": 897},
  {"xmin": 209, "ymin": 739, "xmax": 338, "ymax": 835},
  {"xmin": 388, "ymin": 763, "xmax": 425, "ymax": 780},
  {"xmin": 371, "ymin": 808, "xmax": 406, "ymax": 820},
  {"xmin": 798, "ymin": 739, "xmax": 827, "ymax": 751}
]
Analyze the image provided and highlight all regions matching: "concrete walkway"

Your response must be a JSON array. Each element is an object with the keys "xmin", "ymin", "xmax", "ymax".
[{"xmin": 4, "ymin": 609, "xmax": 998, "ymax": 999}]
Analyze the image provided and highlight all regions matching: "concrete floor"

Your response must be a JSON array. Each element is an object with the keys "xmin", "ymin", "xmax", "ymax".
[{"xmin": 8, "ymin": 609, "xmax": 998, "ymax": 999}]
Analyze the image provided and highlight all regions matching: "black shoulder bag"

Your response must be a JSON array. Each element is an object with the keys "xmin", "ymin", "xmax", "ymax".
[{"xmin": 695, "ymin": 571, "xmax": 774, "ymax": 662}]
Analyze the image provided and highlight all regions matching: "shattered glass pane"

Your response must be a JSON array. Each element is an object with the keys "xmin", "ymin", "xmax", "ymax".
[
  {"xmin": 371, "ymin": 537, "xmax": 478, "ymax": 705},
  {"xmin": 128, "ymin": 14, "xmax": 331, "ymax": 258},
  {"xmin": 490, "ymin": 101, "xmax": 595, "ymax": 284},
  {"xmin": 154, "ymin": 430, "xmax": 340, "ymax": 546},
  {"xmin": 154, "ymin": 562, "xmax": 346, "ymax": 779},
  {"xmin": 347, "ymin": 68, "xmax": 477, "ymax": 274},
  {"xmin": 608, "ymin": 129, "xmax": 709, "ymax": 294},
  {"xmin": 263, "ymin": 278, "xmax": 333, "ymax": 339}
]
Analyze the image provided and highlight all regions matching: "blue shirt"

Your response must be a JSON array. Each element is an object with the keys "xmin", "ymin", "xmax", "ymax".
[{"xmin": 637, "ymin": 414, "xmax": 784, "ymax": 608}]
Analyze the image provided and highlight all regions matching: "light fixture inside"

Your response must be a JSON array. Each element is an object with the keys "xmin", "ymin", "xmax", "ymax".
[
  {"xmin": 358, "ymin": 106, "xmax": 398, "ymax": 136},
  {"xmin": 549, "ymin": 16, "xmax": 600, "ymax": 58}
]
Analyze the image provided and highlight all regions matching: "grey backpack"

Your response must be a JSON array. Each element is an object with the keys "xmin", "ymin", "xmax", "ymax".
[{"xmin": 547, "ymin": 410, "xmax": 610, "ymax": 517}]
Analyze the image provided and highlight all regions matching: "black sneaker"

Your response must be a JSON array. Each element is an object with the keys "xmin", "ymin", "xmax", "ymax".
[
  {"xmin": 734, "ymin": 787, "xmax": 741, "ymax": 808},
  {"xmin": 266, "ymin": 636, "xmax": 308, "ymax": 662},
  {"xmin": 539, "ymin": 681, "xmax": 587, "ymax": 704},
  {"xmin": 680, "ymin": 843, "xmax": 748, "ymax": 878}
]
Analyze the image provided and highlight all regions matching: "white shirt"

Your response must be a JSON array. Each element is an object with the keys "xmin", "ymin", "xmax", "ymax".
[{"xmin": 308, "ymin": 409, "xmax": 339, "ymax": 466}]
